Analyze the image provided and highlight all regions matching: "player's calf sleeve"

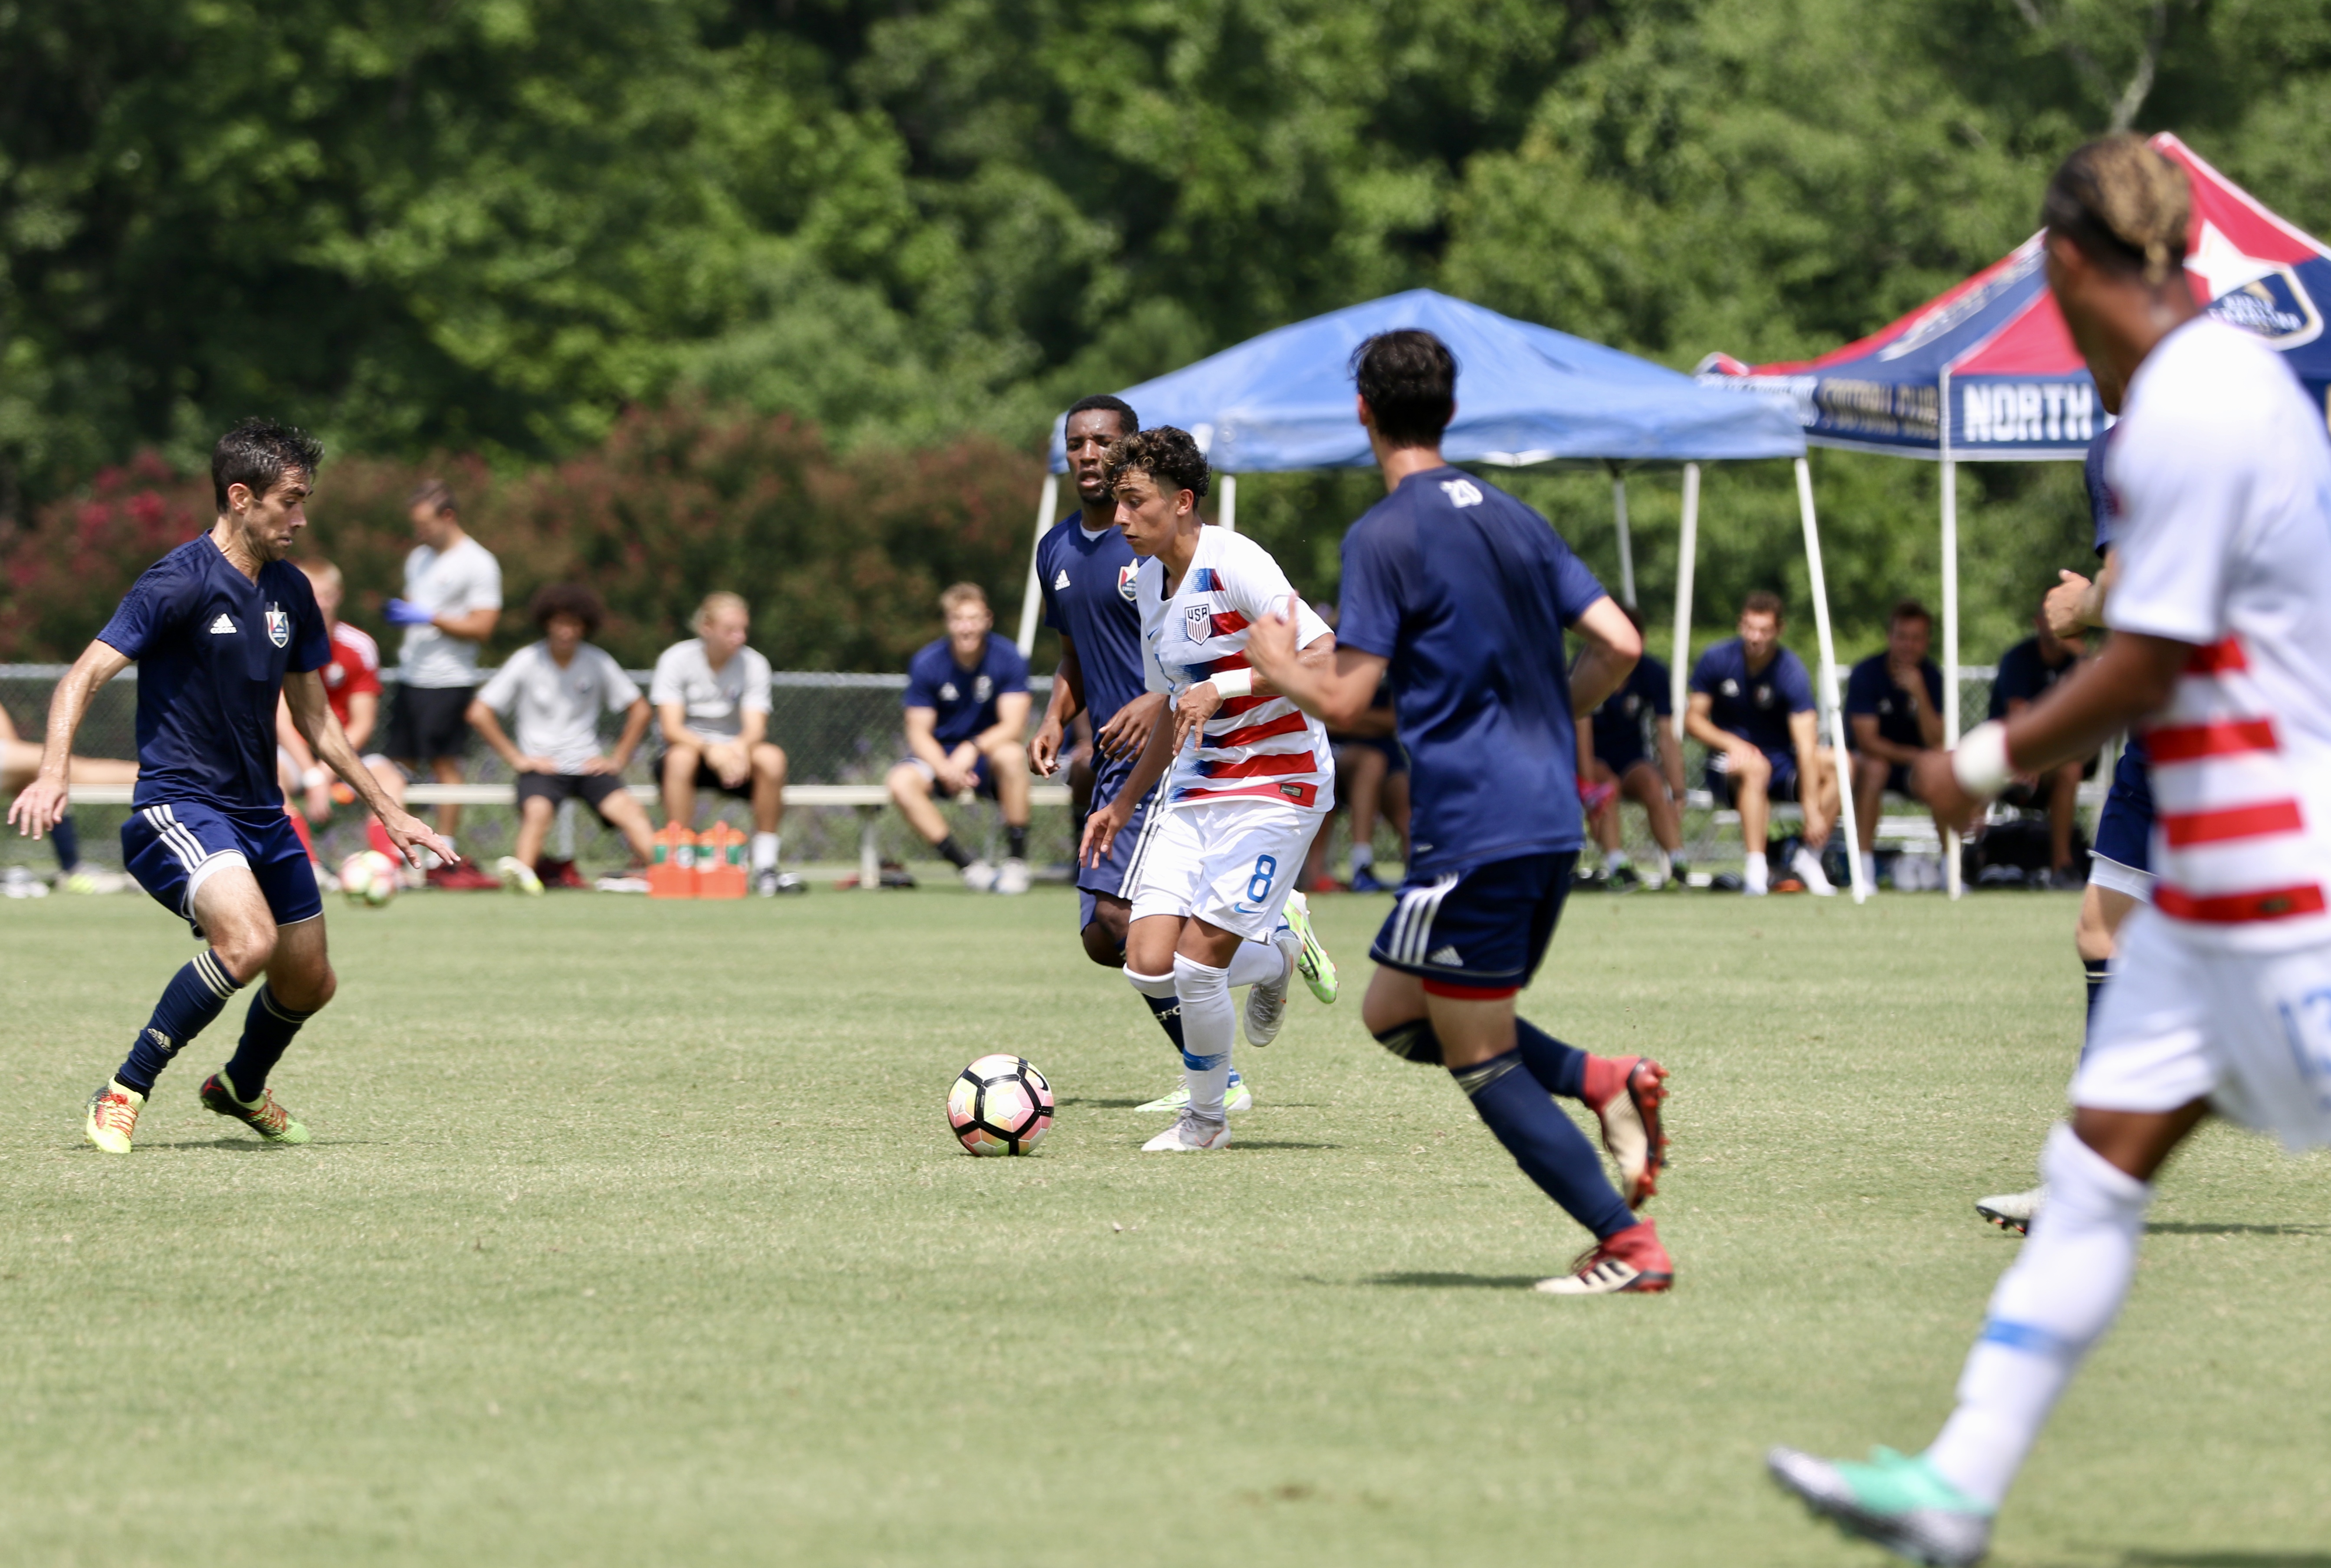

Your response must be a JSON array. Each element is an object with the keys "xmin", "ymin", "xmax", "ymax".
[
  {"xmin": 1224, "ymin": 938, "xmax": 1284, "ymax": 990},
  {"xmin": 221, "ymin": 985, "xmax": 317, "ymax": 1102},
  {"xmin": 1514, "ymin": 1017, "xmax": 1589, "ymax": 1099},
  {"xmin": 1451, "ymin": 1050, "xmax": 1634, "ymax": 1240},
  {"xmin": 1925, "ymin": 1124, "xmax": 2151, "ymax": 1508},
  {"xmin": 1123, "ymin": 967, "xmax": 1187, "ymax": 1053},
  {"xmin": 2082, "ymin": 957, "xmax": 2111, "ymax": 1037},
  {"xmin": 1372, "ymin": 1018, "xmax": 1443, "ymax": 1064},
  {"xmin": 116, "ymin": 949, "xmax": 246, "ymax": 1095},
  {"xmin": 1170, "ymin": 953, "xmax": 1235, "ymax": 1122}
]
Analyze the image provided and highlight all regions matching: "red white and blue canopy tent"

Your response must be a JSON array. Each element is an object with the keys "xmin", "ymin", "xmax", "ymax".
[{"xmin": 1697, "ymin": 131, "xmax": 2331, "ymax": 894}]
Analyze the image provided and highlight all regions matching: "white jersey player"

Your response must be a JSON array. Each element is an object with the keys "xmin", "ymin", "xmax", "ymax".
[
  {"xmin": 1771, "ymin": 135, "xmax": 2331, "ymax": 1565},
  {"xmin": 1081, "ymin": 426, "xmax": 1338, "ymax": 1153}
]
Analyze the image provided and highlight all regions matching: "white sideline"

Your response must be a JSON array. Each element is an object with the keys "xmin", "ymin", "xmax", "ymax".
[{"xmin": 62, "ymin": 783, "xmax": 1074, "ymax": 891}]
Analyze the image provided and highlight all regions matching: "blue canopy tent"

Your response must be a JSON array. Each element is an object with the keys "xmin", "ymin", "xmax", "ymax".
[{"xmin": 1013, "ymin": 289, "xmax": 1872, "ymax": 893}]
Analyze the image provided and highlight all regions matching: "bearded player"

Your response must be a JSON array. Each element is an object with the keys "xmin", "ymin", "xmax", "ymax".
[
  {"xmin": 1079, "ymin": 427, "xmax": 1340, "ymax": 1152},
  {"xmin": 1032, "ymin": 397, "xmax": 1333, "ymax": 1118},
  {"xmin": 1770, "ymin": 135, "xmax": 2331, "ymax": 1565},
  {"xmin": 8, "ymin": 420, "xmax": 453, "ymax": 1154},
  {"xmin": 1246, "ymin": 329, "xmax": 1672, "ymax": 1295}
]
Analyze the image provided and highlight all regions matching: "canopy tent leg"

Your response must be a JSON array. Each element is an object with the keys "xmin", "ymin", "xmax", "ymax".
[
  {"xmin": 1609, "ymin": 467, "xmax": 1637, "ymax": 609},
  {"xmin": 1219, "ymin": 473, "xmax": 1238, "ymax": 533},
  {"xmin": 1795, "ymin": 457, "xmax": 1869, "ymax": 903},
  {"xmin": 1013, "ymin": 473, "xmax": 1062, "ymax": 658},
  {"xmin": 1671, "ymin": 464, "xmax": 1699, "ymax": 741},
  {"xmin": 1941, "ymin": 457, "xmax": 1963, "ymax": 900}
]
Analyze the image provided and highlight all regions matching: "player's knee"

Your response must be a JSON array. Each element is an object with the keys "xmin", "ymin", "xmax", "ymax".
[
  {"xmin": 754, "ymin": 744, "xmax": 788, "ymax": 782},
  {"xmin": 886, "ymin": 764, "xmax": 926, "ymax": 802},
  {"xmin": 215, "ymin": 925, "xmax": 278, "ymax": 982},
  {"xmin": 663, "ymin": 745, "xmax": 700, "ymax": 780},
  {"xmin": 1080, "ymin": 919, "xmax": 1123, "ymax": 967},
  {"xmin": 1369, "ymin": 1016, "xmax": 1444, "ymax": 1066}
]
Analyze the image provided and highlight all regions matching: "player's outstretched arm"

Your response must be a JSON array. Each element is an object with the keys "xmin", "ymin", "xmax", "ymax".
[
  {"xmin": 285, "ymin": 669, "xmax": 457, "ymax": 865},
  {"xmin": 1246, "ymin": 595, "xmax": 1384, "ymax": 729},
  {"xmin": 7, "ymin": 639, "xmax": 131, "ymax": 840},
  {"xmin": 1566, "ymin": 596, "xmax": 1642, "ymax": 716},
  {"xmin": 1080, "ymin": 700, "xmax": 1181, "ymax": 869}
]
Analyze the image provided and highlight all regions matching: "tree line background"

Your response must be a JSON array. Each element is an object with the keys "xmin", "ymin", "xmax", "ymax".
[{"xmin": 6, "ymin": 0, "xmax": 2327, "ymax": 669}]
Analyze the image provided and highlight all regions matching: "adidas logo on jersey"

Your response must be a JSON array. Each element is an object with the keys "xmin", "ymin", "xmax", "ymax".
[
  {"xmin": 208, "ymin": 614, "xmax": 237, "ymax": 634},
  {"xmin": 1054, "ymin": 568, "xmax": 1072, "ymax": 590},
  {"xmin": 1428, "ymin": 944, "xmax": 1463, "ymax": 967}
]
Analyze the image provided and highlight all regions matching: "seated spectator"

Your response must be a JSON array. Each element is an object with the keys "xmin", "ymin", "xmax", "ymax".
[
  {"xmin": 1989, "ymin": 597, "xmax": 2095, "ymax": 886},
  {"xmin": 652, "ymin": 592, "xmax": 802, "ymax": 896},
  {"xmin": 384, "ymin": 478, "xmax": 503, "ymax": 889},
  {"xmin": 1580, "ymin": 606, "xmax": 1687, "ymax": 890},
  {"xmin": 1844, "ymin": 599, "xmax": 1946, "ymax": 889},
  {"xmin": 465, "ymin": 585, "xmax": 657, "ymax": 895},
  {"xmin": 886, "ymin": 583, "xmax": 1032, "ymax": 893},
  {"xmin": 274, "ymin": 559, "xmax": 411, "ymax": 867},
  {"xmin": 1309, "ymin": 678, "xmax": 1408, "ymax": 892},
  {"xmin": 1685, "ymin": 590, "xmax": 1841, "ymax": 896},
  {"xmin": 1, "ymin": 703, "xmax": 136, "ymax": 893}
]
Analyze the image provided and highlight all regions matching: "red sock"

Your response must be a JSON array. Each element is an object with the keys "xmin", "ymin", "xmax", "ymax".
[
  {"xmin": 366, "ymin": 818, "xmax": 400, "ymax": 863},
  {"xmin": 284, "ymin": 802, "xmax": 316, "ymax": 863}
]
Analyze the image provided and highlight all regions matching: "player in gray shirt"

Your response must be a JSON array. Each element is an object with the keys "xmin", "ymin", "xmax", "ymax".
[
  {"xmin": 651, "ymin": 592, "xmax": 801, "ymax": 895},
  {"xmin": 466, "ymin": 584, "xmax": 656, "ymax": 895}
]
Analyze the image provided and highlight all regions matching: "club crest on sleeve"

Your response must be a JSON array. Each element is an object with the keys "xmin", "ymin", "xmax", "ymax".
[
  {"xmin": 1184, "ymin": 604, "xmax": 1213, "ymax": 643},
  {"xmin": 1117, "ymin": 564, "xmax": 1139, "ymax": 602},
  {"xmin": 264, "ymin": 604, "xmax": 291, "ymax": 649}
]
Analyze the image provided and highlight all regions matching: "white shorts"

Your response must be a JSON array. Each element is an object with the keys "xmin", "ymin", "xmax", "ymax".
[
  {"xmin": 1126, "ymin": 799, "xmax": 1320, "ymax": 941},
  {"xmin": 2078, "ymin": 906, "xmax": 2331, "ymax": 1151}
]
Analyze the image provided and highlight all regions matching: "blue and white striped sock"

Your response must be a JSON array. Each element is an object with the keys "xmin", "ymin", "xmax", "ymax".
[{"xmin": 115, "ymin": 948, "xmax": 244, "ymax": 1095}]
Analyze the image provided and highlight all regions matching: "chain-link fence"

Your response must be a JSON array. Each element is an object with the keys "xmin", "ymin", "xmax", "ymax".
[{"xmin": 4, "ymin": 662, "xmax": 2007, "ymax": 881}]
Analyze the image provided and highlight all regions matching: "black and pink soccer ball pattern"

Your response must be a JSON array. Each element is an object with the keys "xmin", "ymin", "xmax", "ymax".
[{"xmin": 948, "ymin": 1054, "xmax": 1055, "ymax": 1156}]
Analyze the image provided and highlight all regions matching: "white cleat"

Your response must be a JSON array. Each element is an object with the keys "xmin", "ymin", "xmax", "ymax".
[
  {"xmin": 1141, "ymin": 1112, "xmax": 1232, "ymax": 1152},
  {"xmin": 1790, "ymin": 845, "xmax": 1837, "ymax": 896},
  {"xmin": 994, "ymin": 857, "xmax": 1030, "ymax": 895},
  {"xmin": 960, "ymin": 859, "xmax": 998, "ymax": 892},
  {"xmin": 496, "ymin": 855, "xmax": 544, "ymax": 896},
  {"xmin": 1976, "ymin": 1184, "xmax": 2045, "ymax": 1235},
  {"xmin": 1242, "ymin": 933, "xmax": 1297, "ymax": 1046}
]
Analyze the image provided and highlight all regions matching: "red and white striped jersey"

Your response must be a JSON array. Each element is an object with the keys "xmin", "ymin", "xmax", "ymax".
[
  {"xmin": 2108, "ymin": 317, "xmax": 2331, "ymax": 949},
  {"xmin": 1138, "ymin": 527, "xmax": 1336, "ymax": 810}
]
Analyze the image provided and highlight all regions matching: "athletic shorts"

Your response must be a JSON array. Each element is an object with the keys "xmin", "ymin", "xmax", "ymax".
[
  {"xmin": 1078, "ymin": 749, "xmax": 1157, "ymax": 929},
  {"xmin": 1707, "ymin": 745, "xmax": 1799, "ymax": 804},
  {"xmin": 2090, "ymin": 739, "xmax": 2155, "ymax": 900},
  {"xmin": 122, "ymin": 800, "xmax": 323, "ymax": 939},
  {"xmin": 902, "ymin": 753, "xmax": 997, "ymax": 800},
  {"xmin": 2079, "ymin": 906, "xmax": 2331, "ymax": 1151},
  {"xmin": 1334, "ymin": 735, "xmax": 1408, "ymax": 775},
  {"xmin": 1849, "ymin": 753, "xmax": 1921, "ymax": 800},
  {"xmin": 1370, "ymin": 851, "xmax": 1576, "ymax": 999},
  {"xmin": 386, "ymin": 684, "xmax": 475, "ymax": 762},
  {"xmin": 1126, "ymin": 798, "xmax": 1319, "ymax": 942},
  {"xmin": 515, "ymin": 772, "xmax": 628, "ymax": 814},
  {"xmin": 660, "ymin": 750, "xmax": 754, "ymax": 800}
]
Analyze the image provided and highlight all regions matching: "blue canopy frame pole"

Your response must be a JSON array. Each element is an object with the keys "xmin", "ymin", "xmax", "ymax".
[
  {"xmin": 1670, "ymin": 464, "xmax": 1698, "ymax": 739},
  {"xmin": 1796, "ymin": 457, "xmax": 1870, "ymax": 903},
  {"xmin": 1014, "ymin": 473, "xmax": 1061, "ymax": 658},
  {"xmin": 1609, "ymin": 467, "xmax": 1637, "ymax": 609},
  {"xmin": 1940, "ymin": 374, "xmax": 1963, "ymax": 898},
  {"xmin": 1219, "ymin": 474, "xmax": 1238, "ymax": 533}
]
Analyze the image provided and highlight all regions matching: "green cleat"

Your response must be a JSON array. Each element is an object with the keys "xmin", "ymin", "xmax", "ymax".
[
  {"xmin": 1767, "ymin": 1446, "xmax": 1993, "ymax": 1566},
  {"xmin": 1134, "ymin": 1072, "xmax": 1251, "ymax": 1115},
  {"xmin": 199, "ymin": 1073, "xmax": 311, "ymax": 1145},
  {"xmin": 1278, "ymin": 890, "xmax": 1337, "ymax": 1004},
  {"xmin": 86, "ymin": 1079, "xmax": 144, "ymax": 1155}
]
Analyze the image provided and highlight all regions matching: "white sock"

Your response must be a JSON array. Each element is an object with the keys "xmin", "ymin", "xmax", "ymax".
[
  {"xmin": 752, "ymin": 832, "xmax": 780, "ymax": 871},
  {"xmin": 1860, "ymin": 850, "xmax": 1878, "ymax": 886},
  {"xmin": 1743, "ymin": 855, "xmax": 1770, "ymax": 893},
  {"xmin": 1603, "ymin": 847, "xmax": 1629, "ymax": 873},
  {"xmin": 1653, "ymin": 847, "xmax": 1674, "ymax": 882},
  {"xmin": 1225, "ymin": 938, "xmax": 1286, "ymax": 990},
  {"xmin": 1170, "ymin": 953, "xmax": 1235, "ymax": 1122},
  {"xmin": 1925, "ymin": 1124, "xmax": 2152, "ymax": 1507},
  {"xmin": 1350, "ymin": 843, "xmax": 1374, "ymax": 873}
]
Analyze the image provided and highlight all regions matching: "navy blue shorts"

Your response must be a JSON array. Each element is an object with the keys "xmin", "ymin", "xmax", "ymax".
[
  {"xmin": 1337, "ymin": 735, "xmax": 1408, "ymax": 774},
  {"xmin": 1078, "ymin": 750, "xmax": 1159, "ymax": 929},
  {"xmin": 1369, "ymin": 851, "xmax": 1577, "ymax": 997},
  {"xmin": 903, "ymin": 752, "xmax": 998, "ymax": 800},
  {"xmin": 1708, "ymin": 746, "xmax": 1799, "ymax": 803},
  {"xmin": 1597, "ymin": 739, "xmax": 1653, "ymax": 777},
  {"xmin": 122, "ymin": 800, "xmax": 323, "ymax": 938},
  {"xmin": 2092, "ymin": 738, "xmax": 2153, "ymax": 874}
]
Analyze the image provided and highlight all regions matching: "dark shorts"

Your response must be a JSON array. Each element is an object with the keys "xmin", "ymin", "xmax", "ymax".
[
  {"xmin": 1078, "ymin": 750, "xmax": 1159, "ymax": 929},
  {"xmin": 122, "ymin": 801, "xmax": 323, "ymax": 938},
  {"xmin": 1369, "ymin": 851, "xmax": 1577, "ymax": 998},
  {"xmin": 1707, "ymin": 746, "xmax": 1799, "ymax": 804},
  {"xmin": 662, "ymin": 751, "xmax": 754, "ymax": 800},
  {"xmin": 1333, "ymin": 735, "xmax": 1408, "ymax": 775},
  {"xmin": 386, "ymin": 684, "xmax": 475, "ymax": 762},
  {"xmin": 1851, "ymin": 753, "xmax": 1920, "ymax": 799},
  {"xmin": 2092, "ymin": 739, "xmax": 2153, "ymax": 874},
  {"xmin": 515, "ymin": 772, "xmax": 629, "ymax": 814},
  {"xmin": 902, "ymin": 753, "xmax": 998, "ymax": 800},
  {"xmin": 1595, "ymin": 738, "xmax": 1649, "ymax": 777}
]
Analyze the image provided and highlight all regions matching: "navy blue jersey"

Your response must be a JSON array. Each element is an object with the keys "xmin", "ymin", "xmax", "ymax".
[
  {"xmin": 1844, "ymin": 654, "xmax": 1943, "ymax": 751},
  {"xmin": 1587, "ymin": 652, "xmax": 1671, "ymax": 766},
  {"xmin": 904, "ymin": 633, "xmax": 1029, "ymax": 748},
  {"xmin": 1988, "ymin": 635, "xmax": 2078, "ymax": 720},
  {"xmin": 1689, "ymin": 639, "xmax": 1813, "ymax": 754},
  {"xmin": 98, "ymin": 537, "xmax": 331, "ymax": 814},
  {"xmin": 1036, "ymin": 518, "xmax": 1147, "ymax": 726},
  {"xmin": 1338, "ymin": 467, "xmax": 1607, "ymax": 875},
  {"xmin": 2085, "ymin": 425, "xmax": 2118, "ymax": 555}
]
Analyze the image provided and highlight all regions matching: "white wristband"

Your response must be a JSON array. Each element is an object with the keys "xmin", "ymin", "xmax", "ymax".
[
  {"xmin": 1210, "ymin": 669, "xmax": 1253, "ymax": 699},
  {"xmin": 301, "ymin": 766, "xmax": 328, "ymax": 791},
  {"xmin": 1952, "ymin": 720, "xmax": 2013, "ymax": 797}
]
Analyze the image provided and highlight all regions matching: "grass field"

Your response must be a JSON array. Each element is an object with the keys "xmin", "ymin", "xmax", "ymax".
[{"xmin": 4, "ymin": 886, "xmax": 2328, "ymax": 1567}]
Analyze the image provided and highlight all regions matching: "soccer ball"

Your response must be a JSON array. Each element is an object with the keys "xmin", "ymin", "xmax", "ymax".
[
  {"xmin": 339, "ymin": 850, "xmax": 400, "ymax": 908},
  {"xmin": 947, "ymin": 1053, "xmax": 1054, "ymax": 1156}
]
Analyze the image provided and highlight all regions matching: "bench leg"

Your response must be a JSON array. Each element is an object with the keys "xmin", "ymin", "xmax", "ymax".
[
  {"xmin": 857, "ymin": 805, "xmax": 882, "ymax": 891},
  {"xmin": 554, "ymin": 797, "xmax": 578, "ymax": 863}
]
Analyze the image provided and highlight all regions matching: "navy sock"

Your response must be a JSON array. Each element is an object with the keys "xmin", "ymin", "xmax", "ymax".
[
  {"xmin": 222, "ymin": 985, "xmax": 315, "ymax": 1100},
  {"xmin": 934, "ymin": 835, "xmax": 975, "ymax": 870},
  {"xmin": 1515, "ymin": 1017, "xmax": 1589, "ymax": 1099},
  {"xmin": 1453, "ymin": 1049, "xmax": 1634, "ymax": 1240},
  {"xmin": 1006, "ymin": 825, "xmax": 1029, "ymax": 860},
  {"xmin": 1141, "ymin": 990, "xmax": 1186, "ymax": 1053},
  {"xmin": 51, "ymin": 814, "xmax": 80, "ymax": 873},
  {"xmin": 2083, "ymin": 958, "xmax": 2110, "ymax": 1030},
  {"xmin": 116, "ymin": 949, "xmax": 244, "ymax": 1095}
]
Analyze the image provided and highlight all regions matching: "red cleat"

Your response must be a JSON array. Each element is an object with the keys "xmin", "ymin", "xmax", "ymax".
[
  {"xmin": 1536, "ymin": 1219, "xmax": 1674, "ymax": 1295},
  {"xmin": 1581, "ymin": 1054, "xmax": 1668, "ymax": 1207},
  {"xmin": 427, "ymin": 863, "xmax": 501, "ymax": 891}
]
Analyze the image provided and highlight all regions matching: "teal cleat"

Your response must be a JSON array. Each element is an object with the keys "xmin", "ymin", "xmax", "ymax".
[
  {"xmin": 1278, "ymin": 891, "xmax": 1338, "ymax": 1004},
  {"xmin": 1766, "ymin": 1446, "xmax": 1993, "ymax": 1566}
]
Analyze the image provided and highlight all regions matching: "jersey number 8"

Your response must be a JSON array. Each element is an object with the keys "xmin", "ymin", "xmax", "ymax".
[{"xmin": 1247, "ymin": 855, "xmax": 1277, "ymax": 904}]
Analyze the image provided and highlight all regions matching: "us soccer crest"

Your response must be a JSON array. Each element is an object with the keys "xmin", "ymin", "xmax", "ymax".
[
  {"xmin": 264, "ymin": 604, "xmax": 290, "ymax": 649},
  {"xmin": 1184, "ymin": 604, "xmax": 1213, "ymax": 643},
  {"xmin": 1116, "ymin": 563, "xmax": 1139, "ymax": 602}
]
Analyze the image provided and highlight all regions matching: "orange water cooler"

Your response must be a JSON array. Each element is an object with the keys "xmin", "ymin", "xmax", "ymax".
[
  {"xmin": 647, "ymin": 822, "xmax": 698, "ymax": 899},
  {"xmin": 696, "ymin": 823, "xmax": 749, "ymax": 899}
]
